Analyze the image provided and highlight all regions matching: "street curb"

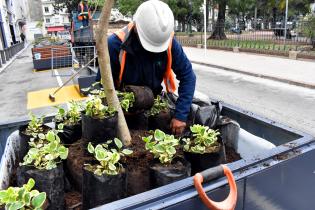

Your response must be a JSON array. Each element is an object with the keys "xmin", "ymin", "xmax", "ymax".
[
  {"xmin": 0, "ymin": 43, "xmax": 30, "ymax": 74},
  {"xmin": 191, "ymin": 60, "xmax": 315, "ymax": 90}
]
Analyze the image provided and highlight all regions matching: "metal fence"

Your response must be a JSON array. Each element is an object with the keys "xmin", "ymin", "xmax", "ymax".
[
  {"xmin": 51, "ymin": 45, "xmax": 96, "ymax": 76},
  {"xmin": 176, "ymin": 20, "xmax": 314, "ymax": 45},
  {"xmin": 0, "ymin": 42, "xmax": 25, "ymax": 68},
  {"xmin": 175, "ymin": 20, "xmax": 315, "ymax": 57}
]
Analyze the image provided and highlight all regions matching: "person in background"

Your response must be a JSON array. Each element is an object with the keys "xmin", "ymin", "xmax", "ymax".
[
  {"xmin": 20, "ymin": 33, "xmax": 26, "ymax": 42},
  {"xmin": 78, "ymin": 0, "xmax": 91, "ymax": 27},
  {"xmin": 96, "ymin": 0, "xmax": 196, "ymax": 135}
]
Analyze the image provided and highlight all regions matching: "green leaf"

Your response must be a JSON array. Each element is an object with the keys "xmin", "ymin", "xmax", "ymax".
[
  {"xmin": 142, "ymin": 136, "xmax": 152, "ymax": 143},
  {"xmin": 8, "ymin": 201, "xmax": 24, "ymax": 210},
  {"xmin": 166, "ymin": 146, "xmax": 176, "ymax": 155},
  {"xmin": 59, "ymin": 147, "xmax": 68, "ymax": 160},
  {"xmin": 0, "ymin": 190, "xmax": 7, "ymax": 199},
  {"xmin": 96, "ymin": 150, "xmax": 106, "ymax": 160},
  {"xmin": 114, "ymin": 138, "xmax": 123, "ymax": 149},
  {"xmin": 122, "ymin": 149, "xmax": 133, "ymax": 155},
  {"xmin": 81, "ymin": 87, "xmax": 90, "ymax": 92},
  {"xmin": 155, "ymin": 144, "xmax": 165, "ymax": 153},
  {"xmin": 17, "ymin": 188, "xmax": 25, "ymax": 201},
  {"xmin": 38, "ymin": 133, "xmax": 45, "ymax": 140},
  {"xmin": 145, "ymin": 142, "xmax": 154, "ymax": 150},
  {"xmin": 57, "ymin": 123, "xmax": 64, "ymax": 130},
  {"xmin": 154, "ymin": 130, "xmax": 165, "ymax": 141},
  {"xmin": 30, "ymin": 190, "xmax": 39, "ymax": 197},
  {"xmin": 87, "ymin": 142, "xmax": 95, "ymax": 154},
  {"xmin": 49, "ymin": 141, "xmax": 58, "ymax": 151},
  {"xmin": 31, "ymin": 192, "xmax": 46, "ymax": 208},
  {"xmin": 183, "ymin": 145, "xmax": 190, "ymax": 152},
  {"xmin": 108, "ymin": 163, "xmax": 116, "ymax": 171},
  {"xmin": 26, "ymin": 178, "xmax": 35, "ymax": 191},
  {"xmin": 46, "ymin": 131, "xmax": 55, "ymax": 142},
  {"xmin": 111, "ymin": 153, "xmax": 120, "ymax": 163},
  {"xmin": 94, "ymin": 169, "xmax": 103, "ymax": 176},
  {"xmin": 58, "ymin": 107, "xmax": 65, "ymax": 115},
  {"xmin": 45, "ymin": 154, "xmax": 54, "ymax": 161},
  {"xmin": 24, "ymin": 192, "xmax": 31, "ymax": 205}
]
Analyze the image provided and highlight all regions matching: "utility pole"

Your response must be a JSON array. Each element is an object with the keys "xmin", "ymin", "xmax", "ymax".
[
  {"xmin": 204, "ymin": 0, "xmax": 207, "ymax": 57},
  {"xmin": 284, "ymin": 0, "xmax": 289, "ymax": 44}
]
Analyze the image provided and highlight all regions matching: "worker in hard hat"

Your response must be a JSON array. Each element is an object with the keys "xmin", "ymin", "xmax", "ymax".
[
  {"xmin": 78, "ymin": 0, "xmax": 91, "ymax": 27},
  {"xmin": 96, "ymin": 0, "xmax": 196, "ymax": 135}
]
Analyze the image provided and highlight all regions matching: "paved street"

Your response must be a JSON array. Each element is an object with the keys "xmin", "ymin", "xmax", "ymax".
[
  {"xmin": 193, "ymin": 63, "xmax": 315, "ymax": 136},
  {"xmin": 184, "ymin": 47, "xmax": 315, "ymax": 88},
  {"xmin": 0, "ymin": 46, "xmax": 78, "ymax": 124}
]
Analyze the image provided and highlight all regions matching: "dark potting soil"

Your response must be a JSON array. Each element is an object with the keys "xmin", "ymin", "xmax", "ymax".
[
  {"xmin": 148, "ymin": 110, "xmax": 172, "ymax": 134},
  {"xmin": 225, "ymin": 146, "xmax": 241, "ymax": 163},
  {"xmin": 65, "ymin": 191, "xmax": 82, "ymax": 210},
  {"xmin": 124, "ymin": 130, "xmax": 154, "ymax": 196},
  {"xmin": 67, "ymin": 139, "xmax": 93, "ymax": 191},
  {"xmin": 150, "ymin": 160, "xmax": 185, "ymax": 172}
]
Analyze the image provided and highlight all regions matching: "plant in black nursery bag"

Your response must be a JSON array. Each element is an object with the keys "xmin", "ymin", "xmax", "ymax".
[{"xmin": 82, "ymin": 138, "xmax": 132, "ymax": 209}]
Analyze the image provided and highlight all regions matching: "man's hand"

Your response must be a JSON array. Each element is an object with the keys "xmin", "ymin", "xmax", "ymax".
[{"xmin": 170, "ymin": 118, "xmax": 186, "ymax": 135}]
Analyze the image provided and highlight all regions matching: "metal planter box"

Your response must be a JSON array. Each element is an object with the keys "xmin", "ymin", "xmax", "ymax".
[
  {"xmin": 96, "ymin": 103, "xmax": 315, "ymax": 210},
  {"xmin": 0, "ymin": 103, "xmax": 314, "ymax": 210}
]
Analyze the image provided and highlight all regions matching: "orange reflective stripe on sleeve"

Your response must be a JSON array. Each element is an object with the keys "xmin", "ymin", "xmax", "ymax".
[
  {"xmin": 119, "ymin": 51, "xmax": 127, "ymax": 83},
  {"xmin": 114, "ymin": 22, "xmax": 134, "ymax": 88},
  {"xmin": 164, "ymin": 32, "xmax": 176, "ymax": 93}
]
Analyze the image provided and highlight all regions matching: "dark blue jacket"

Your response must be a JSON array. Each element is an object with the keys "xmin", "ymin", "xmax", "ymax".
[{"xmin": 96, "ymin": 30, "xmax": 196, "ymax": 122}]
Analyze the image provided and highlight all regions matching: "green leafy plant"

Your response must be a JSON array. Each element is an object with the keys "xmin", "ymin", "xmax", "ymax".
[
  {"xmin": 0, "ymin": 178, "xmax": 46, "ymax": 210},
  {"xmin": 304, "ymin": 15, "xmax": 315, "ymax": 39},
  {"xmin": 21, "ymin": 130, "xmax": 69, "ymax": 170},
  {"xmin": 25, "ymin": 113, "xmax": 45, "ymax": 137},
  {"xmin": 85, "ymin": 97, "xmax": 116, "ymax": 119},
  {"xmin": 117, "ymin": 91, "xmax": 135, "ymax": 112},
  {"xmin": 142, "ymin": 130, "xmax": 179, "ymax": 164},
  {"xmin": 81, "ymin": 82, "xmax": 106, "ymax": 99},
  {"xmin": 149, "ymin": 95, "xmax": 168, "ymax": 116},
  {"xmin": 82, "ymin": 83, "xmax": 135, "ymax": 112},
  {"xmin": 183, "ymin": 125, "xmax": 220, "ymax": 154},
  {"xmin": 54, "ymin": 101, "xmax": 83, "ymax": 126},
  {"xmin": 85, "ymin": 138, "xmax": 133, "ymax": 176},
  {"xmin": 28, "ymin": 124, "xmax": 64, "ymax": 148}
]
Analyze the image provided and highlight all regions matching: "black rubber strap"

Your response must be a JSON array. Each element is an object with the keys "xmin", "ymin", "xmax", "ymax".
[{"xmin": 200, "ymin": 165, "xmax": 225, "ymax": 183}]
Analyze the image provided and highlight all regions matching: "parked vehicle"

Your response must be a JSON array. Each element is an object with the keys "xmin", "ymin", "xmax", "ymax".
[
  {"xmin": 57, "ymin": 31, "xmax": 71, "ymax": 41},
  {"xmin": 230, "ymin": 27, "xmax": 242, "ymax": 34}
]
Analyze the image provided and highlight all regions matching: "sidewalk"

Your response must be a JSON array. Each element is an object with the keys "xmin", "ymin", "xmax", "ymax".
[{"xmin": 184, "ymin": 47, "xmax": 315, "ymax": 89}]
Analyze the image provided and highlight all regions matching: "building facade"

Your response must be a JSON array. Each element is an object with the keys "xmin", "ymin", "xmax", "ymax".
[
  {"xmin": 25, "ymin": 0, "xmax": 44, "ymax": 41},
  {"xmin": 0, "ymin": 0, "xmax": 30, "ymax": 49},
  {"xmin": 41, "ymin": 0, "xmax": 70, "ymax": 35}
]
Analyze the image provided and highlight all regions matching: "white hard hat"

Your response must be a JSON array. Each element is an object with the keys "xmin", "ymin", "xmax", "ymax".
[{"xmin": 133, "ymin": 0, "xmax": 174, "ymax": 53}]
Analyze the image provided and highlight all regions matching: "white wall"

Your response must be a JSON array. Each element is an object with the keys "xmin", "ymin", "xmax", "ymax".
[{"xmin": 42, "ymin": 0, "xmax": 69, "ymax": 35}]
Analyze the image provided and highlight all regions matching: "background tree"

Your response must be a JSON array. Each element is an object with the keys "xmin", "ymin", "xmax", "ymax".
[
  {"xmin": 116, "ymin": 0, "xmax": 144, "ymax": 16},
  {"xmin": 228, "ymin": 0, "xmax": 256, "ymax": 29},
  {"xmin": 210, "ymin": 0, "xmax": 227, "ymax": 39},
  {"xmin": 53, "ymin": 0, "xmax": 80, "ymax": 19}
]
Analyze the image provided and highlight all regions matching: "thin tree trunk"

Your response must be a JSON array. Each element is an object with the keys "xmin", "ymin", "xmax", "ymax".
[
  {"xmin": 206, "ymin": 0, "xmax": 210, "ymax": 31},
  {"xmin": 95, "ymin": 0, "xmax": 131, "ymax": 146},
  {"xmin": 210, "ymin": 0, "xmax": 227, "ymax": 39},
  {"xmin": 211, "ymin": 0, "xmax": 215, "ymax": 31}
]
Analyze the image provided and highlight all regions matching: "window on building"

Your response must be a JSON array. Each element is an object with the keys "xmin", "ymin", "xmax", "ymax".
[
  {"xmin": 55, "ymin": 17, "xmax": 60, "ymax": 24},
  {"xmin": 44, "ymin": 7, "xmax": 49, "ymax": 13},
  {"xmin": 46, "ymin": 18, "xmax": 50, "ymax": 23}
]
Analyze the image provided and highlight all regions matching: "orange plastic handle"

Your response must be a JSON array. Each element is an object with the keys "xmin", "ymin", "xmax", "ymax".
[{"xmin": 193, "ymin": 165, "xmax": 237, "ymax": 210}]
